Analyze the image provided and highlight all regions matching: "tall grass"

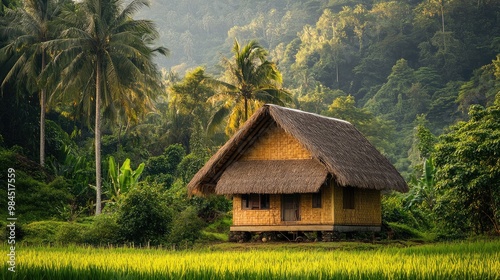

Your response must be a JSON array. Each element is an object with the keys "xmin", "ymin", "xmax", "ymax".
[{"xmin": 2, "ymin": 240, "xmax": 499, "ymax": 279}]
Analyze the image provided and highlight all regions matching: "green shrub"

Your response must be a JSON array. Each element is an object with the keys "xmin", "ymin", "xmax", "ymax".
[
  {"xmin": 145, "ymin": 144, "xmax": 186, "ymax": 177},
  {"xmin": 177, "ymin": 153, "xmax": 206, "ymax": 183},
  {"xmin": 23, "ymin": 218, "xmax": 121, "ymax": 246},
  {"xmin": 16, "ymin": 176, "xmax": 74, "ymax": 222},
  {"xmin": 0, "ymin": 148, "xmax": 15, "ymax": 175},
  {"xmin": 199, "ymin": 214, "xmax": 231, "ymax": 242},
  {"xmin": 204, "ymin": 214, "xmax": 232, "ymax": 234},
  {"xmin": 382, "ymin": 193, "xmax": 420, "ymax": 228},
  {"xmin": 169, "ymin": 207, "xmax": 205, "ymax": 245},
  {"xmin": 387, "ymin": 222, "xmax": 426, "ymax": 240},
  {"xmin": 162, "ymin": 144, "xmax": 185, "ymax": 173},
  {"xmin": 117, "ymin": 183, "xmax": 173, "ymax": 245},
  {"xmin": 23, "ymin": 221, "xmax": 66, "ymax": 244},
  {"xmin": 84, "ymin": 214, "xmax": 121, "ymax": 245},
  {"xmin": 148, "ymin": 173, "xmax": 175, "ymax": 189},
  {"xmin": 191, "ymin": 195, "xmax": 232, "ymax": 223},
  {"xmin": 54, "ymin": 223, "xmax": 89, "ymax": 244},
  {"xmin": 0, "ymin": 147, "xmax": 48, "ymax": 184}
]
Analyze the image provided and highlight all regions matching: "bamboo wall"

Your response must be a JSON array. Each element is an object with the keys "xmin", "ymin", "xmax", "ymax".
[
  {"xmin": 296, "ymin": 184, "xmax": 334, "ymax": 224},
  {"xmin": 232, "ymin": 184, "xmax": 334, "ymax": 226},
  {"xmin": 232, "ymin": 195, "xmax": 281, "ymax": 225},
  {"xmin": 241, "ymin": 123, "xmax": 312, "ymax": 160},
  {"xmin": 332, "ymin": 184, "xmax": 381, "ymax": 226}
]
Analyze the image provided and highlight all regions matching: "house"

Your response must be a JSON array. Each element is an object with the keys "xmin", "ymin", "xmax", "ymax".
[{"xmin": 187, "ymin": 104, "xmax": 408, "ymax": 236}]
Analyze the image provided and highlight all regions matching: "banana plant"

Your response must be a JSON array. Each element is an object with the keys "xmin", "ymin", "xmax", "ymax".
[
  {"xmin": 407, "ymin": 157, "xmax": 437, "ymax": 211},
  {"xmin": 107, "ymin": 156, "xmax": 145, "ymax": 203}
]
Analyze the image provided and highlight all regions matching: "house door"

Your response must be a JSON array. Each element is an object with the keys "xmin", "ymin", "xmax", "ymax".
[{"xmin": 282, "ymin": 194, "xmax": 300, "ymax": 221}]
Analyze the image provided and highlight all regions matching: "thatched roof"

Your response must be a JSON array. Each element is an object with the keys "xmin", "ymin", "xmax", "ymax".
[
  {"xmin": 217, "ymin": 160, "xmax": 328, "ymax": 194},
  {"xmin": 188, "ymin": 104, "xmax": 408, "ymax": 195}
]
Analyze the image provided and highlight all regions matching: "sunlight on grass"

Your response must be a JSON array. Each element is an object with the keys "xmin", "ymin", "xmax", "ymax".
[{"xmin": 2, "ymin": 240, "xmax": 499, "ymax": 279}]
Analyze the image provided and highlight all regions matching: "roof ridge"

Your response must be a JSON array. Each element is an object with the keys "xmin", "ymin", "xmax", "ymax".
[{"xmin": 265, "ymin": 104, "xmax": 352, "ymax": 125}]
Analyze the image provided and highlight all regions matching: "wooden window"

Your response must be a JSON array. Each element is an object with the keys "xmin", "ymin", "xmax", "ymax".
[
  {"xmin": 249, "ymin": 194, "xmax": 260, "ymax": 209},
  {"xmin": 343, "ymin": 187, "xmax": 355, "ymax": 209},
  {"xmin": 242, "ymin": 194, "xmax": 270, "ymax": 210},
  {"xmin": 312, "ymin": 192, "xmax": 322, "ymax": 208},
  {"xmin": 241, "ymin": 194, "xmax": 249, "ymax": 209},
  {"xmin": 260, "ymin": 194, "xmax": 270, "ymax": 209}
]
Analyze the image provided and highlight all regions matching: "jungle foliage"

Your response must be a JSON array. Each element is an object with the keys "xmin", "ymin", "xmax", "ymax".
[{"xmin": 0, "ymin": 0, "xmax": 499, "ymax": 245}]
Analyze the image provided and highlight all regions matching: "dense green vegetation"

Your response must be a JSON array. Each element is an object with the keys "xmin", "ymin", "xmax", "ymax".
[
  {"xmin": 1, "ymin": 240, "xmax": 500, "ymax": 279},
  {"xmin": 0, "ymin": 0, "xmax": 499, "ymax": 247}
]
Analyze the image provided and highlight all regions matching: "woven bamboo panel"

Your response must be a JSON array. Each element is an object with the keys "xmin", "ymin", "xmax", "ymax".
[
  {"xmin": 232, "ymin": 184, "xmax": 334, "ymax": 226},
  {"xmin": 241, "ymin": 124, "xmax": 312, "ymax": 160},
  {"xmin": 232, "ymin": 180, "xmax": 380, "ymax": 227},
  {"xmin": 333, "ymin": 184, "xmax": 381, "ymax": 225},
  {"xmin": 298, "ymin": 184, "xmax": 334, "ymax": 224},
  {"xmin": 322, "ymin": 183, "xmax": 334, "ymax": 223},
  {"xmin": 232, "ymin": 195, "xmax": 281, "ymax": 225}
]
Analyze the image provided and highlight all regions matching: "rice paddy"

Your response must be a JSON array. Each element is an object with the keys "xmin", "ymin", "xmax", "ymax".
[{"xmin": 2, "ymin": 240, "xmax": 499, "ymax": 279}]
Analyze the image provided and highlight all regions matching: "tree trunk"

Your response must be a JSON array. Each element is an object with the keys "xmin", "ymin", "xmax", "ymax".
[
  {"xmin": 336, "ymin": 62, "xmax": 339, "ymax": 84},
  {"xmin": 440, "ymin": 0, "xmax": 446, "ymax": 50},
  {"xmin": 440, "ymin": 1, "xmax": 445, "ymax": 33},
  {"xmin": 95, "ymin": 58, "xmax": 102, "ymax": 215},
  {"xmin": 39, "ymin": 51, "xmax": 46, "ymax": 167},
  {"xmin": 40, "ymin": 89, "xmax": 46, "ymax": 167},
  {"xmin": 244, "ymin": 95, "xmax": 248, "ymax": 121}
]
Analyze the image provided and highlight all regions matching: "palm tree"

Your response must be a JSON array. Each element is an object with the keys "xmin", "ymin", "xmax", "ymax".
[
  {"xmin": 47, "ymin": 0, "xmax": 167, "ymax": 215},
  {"xmin": 208, "ymin": 39, "xmax": 291, "ymax": 135},
  {"xmin": 0, "ymin": 0, "xmax": 67, "ymax": 166}
]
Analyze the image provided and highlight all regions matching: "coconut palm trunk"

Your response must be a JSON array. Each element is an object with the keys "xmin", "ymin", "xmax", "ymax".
[
  {"xmin": 95, "ymin": 57, "xmax": 102, "ymax": 215},
  {"xmin": 40, "ymin": 51, "xmax": 47, "ymax": 166}
]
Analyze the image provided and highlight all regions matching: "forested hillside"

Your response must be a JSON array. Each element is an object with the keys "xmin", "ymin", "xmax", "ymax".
[
  {"xmin": 140, "ymin": 0, "xmax": 500, "ymax": 173},
  {"xmin": 136, "ymin": 0, "xmax": 321, "ymax": 71},
  {"xmin": 0, "ymin": 0, "xmax": 499, "ymax": 245}
]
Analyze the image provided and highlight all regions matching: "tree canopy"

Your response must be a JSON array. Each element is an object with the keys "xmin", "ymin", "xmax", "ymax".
[
  {"xmin": 1, "ymin": 0, "xmax": 500, "ymax": 241},
  {"xmin": 433, "ymin": 101, "xmax": 500, "ymax": 235}
]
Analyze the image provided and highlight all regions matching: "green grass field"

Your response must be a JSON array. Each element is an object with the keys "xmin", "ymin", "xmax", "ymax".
[{"xmin": 2, "ymin": 240, "xmax": 499, "ymax": 279}]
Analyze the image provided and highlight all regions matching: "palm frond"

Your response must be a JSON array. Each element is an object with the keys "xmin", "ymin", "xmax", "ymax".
[
  {"xmin": 117, "ymin": 0, "xmax": 150, "ymax": 23},
  {"xmin": 207, "ymin": 101, "xmax": 232, "ymax": 134},
  {"xmin": 1, "ymin": 52, "xmax": 28, "ymax": 89},
  {"xmin": 254, "ymin": 88, "xmax": 292, "ymax": 105},
  {"xmin": 208, "ymin": 39, "xmax": 290, "ymax": 135},
  {"xmin": 203, "ymin": 76, "xmax": 238, "ymax": 93}
]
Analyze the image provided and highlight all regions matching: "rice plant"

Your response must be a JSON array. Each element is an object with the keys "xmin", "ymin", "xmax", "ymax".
[{"xmin": 2, "ymin": 240, "xmax": 499, "ymax": 279}]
